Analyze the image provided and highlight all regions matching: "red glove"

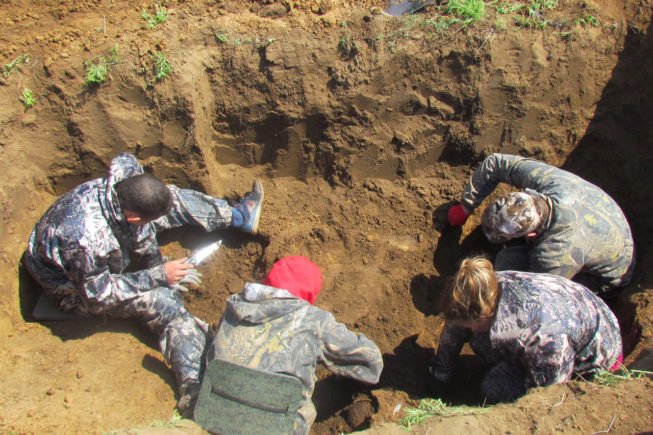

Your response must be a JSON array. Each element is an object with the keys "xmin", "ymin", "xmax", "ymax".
[{"xmin": 448, "ymin": 204, "xmax": 470, "ymax": 226}]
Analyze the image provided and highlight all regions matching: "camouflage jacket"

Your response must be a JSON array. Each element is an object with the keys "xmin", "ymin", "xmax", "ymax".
[
  {"xmin": 25, "ymin": 153, "xmax": 232, "ymax": 311},
  {"xmin": 461, "ymin": 153, "xmax": 634, "ymax": 287},
  {"xmin": 431, "ymin": 271, "xmax": 622, "ymax": 388},
  {"xmin": 207, "ymin": 283, "xmax": 384, "ymax": 434}
]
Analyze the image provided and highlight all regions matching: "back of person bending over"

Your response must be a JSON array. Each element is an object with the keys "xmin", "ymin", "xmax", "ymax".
[
  {"xmin": 429, "ymin": 257, "xmax": 622, "ymax": 403},
  {"xmin": 205, "ymin": 256, "xmax": 384, "ymax": 434},
  {"xmin": 447, "ymin": 153, "xmax": 635, "ymax": 295}
]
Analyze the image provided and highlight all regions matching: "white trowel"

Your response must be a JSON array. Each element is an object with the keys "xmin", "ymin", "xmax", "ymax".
[{"xmin": 186, "ymin": 240, "xmax": 222, "ymax": 266}]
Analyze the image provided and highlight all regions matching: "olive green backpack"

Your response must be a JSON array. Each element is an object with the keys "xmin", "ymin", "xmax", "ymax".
[{"xmin": 193, "ymin": 358, "xmax": 304, "ymax": 435}]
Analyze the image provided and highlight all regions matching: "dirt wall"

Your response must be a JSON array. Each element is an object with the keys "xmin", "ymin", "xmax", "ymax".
[{"xmin": 0, "ymin": 1, "xmax": 651, "ymax": 433}]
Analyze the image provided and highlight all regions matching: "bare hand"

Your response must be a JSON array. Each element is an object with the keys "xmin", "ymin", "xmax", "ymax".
[{"xmin": 164, "ymin": 258, "xmax": 194, "ymax": 285}]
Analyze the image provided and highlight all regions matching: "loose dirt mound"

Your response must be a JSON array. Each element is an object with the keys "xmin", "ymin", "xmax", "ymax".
[{"xmin": 0, "ymin": 1, "xmax": 651, "ymax": 433}]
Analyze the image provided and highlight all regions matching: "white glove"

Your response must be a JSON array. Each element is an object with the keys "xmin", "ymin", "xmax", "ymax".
[{"xmin": 173, "ymin": 269, "xmax": 202, "ymax": 293}]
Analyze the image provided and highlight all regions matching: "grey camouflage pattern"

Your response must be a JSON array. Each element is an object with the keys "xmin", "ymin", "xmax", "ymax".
[
  {"xmin": 461, "ymin": 153, "xmax": 635, "ymax": 288},
  {"xmin": 24, "ymin": 153, "xmax": 231, "ymax": 387},
  {"xmin": 430, "ymin": 271, "xmax": 622, "ymax": 403},
  {"xmin": 207, "ymin": 283, "xmax": 384, "ymax": 435}
]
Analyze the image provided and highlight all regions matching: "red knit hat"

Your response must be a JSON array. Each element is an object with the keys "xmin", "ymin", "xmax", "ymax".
[{"xmin": 261, "ymin": 256, "xmax": 323, "ymax": 304}]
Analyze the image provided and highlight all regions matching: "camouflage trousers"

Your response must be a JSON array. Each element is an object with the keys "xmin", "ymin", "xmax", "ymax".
[
  {"xmin": 469, "ymin": 333, "xmax": 527, "ymax": 403},
  {"xmin": 51, "ymin": 282, "xmax": 208, "ymax": 390}
]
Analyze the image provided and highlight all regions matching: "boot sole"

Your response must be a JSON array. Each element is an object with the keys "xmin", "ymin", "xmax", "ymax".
[{"xmin": 249, "ymin": 180, "xmax": 264, "ymax": 234}]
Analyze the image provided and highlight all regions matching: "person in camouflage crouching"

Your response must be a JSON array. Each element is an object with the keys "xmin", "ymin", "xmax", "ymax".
[
  {"xmin": 24, "ymin": 152, "xmax": 264, "ymax": 414},
  {"xmin": 428, "ymin": 257, "xmax": 623, "ymax": 403},
  {"xmin": 203, "ymin": 256, "xmax": 384, "ymax": 434},
  {"xmin": 446, "ymin": 153, "xmax": 635, "ymax": 295}
]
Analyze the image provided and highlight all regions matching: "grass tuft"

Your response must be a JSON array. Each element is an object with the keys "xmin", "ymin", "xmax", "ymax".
[
  {"xmin": 575, "ymin": 14, "xmax": 599, "ymax": 27},
  {"xmin": 400, "ymin": 398, "xmax": 490, "ymax": 430},
  {"xmin": 141, "ymin": 5, "xmax": 168, "ymax": 29},
  {"xmin": 83, "ymin": 44, "xmax": 120, "ymax": 87},
  {"xmin": 446, "ymin": 0, "xmax": 486, "ymax": 26},
  {"xmin": 593, "ymin": 366, "xmax": 653, "ymax": 387},
  {"xmin": 84, "ymin": 45, "xmax": 120, "ymax": 87},
  {"xmin": 85, "ymin": 62, "xmax": 109, "ymax": 85},
  {"xmin": 515, "ymin": 0, "xmax": 558, "ymax": 29}
]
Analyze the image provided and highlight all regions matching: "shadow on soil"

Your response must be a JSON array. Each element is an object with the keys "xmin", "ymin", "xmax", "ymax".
[{"xmin": 562, "ymin": 20, "xmax": 653, "ymax": 359}]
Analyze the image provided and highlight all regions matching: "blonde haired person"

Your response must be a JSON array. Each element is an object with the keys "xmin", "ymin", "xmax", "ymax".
[{"xmin": 429, "ymin": 256, "xmax": 623, "ymax": 403}]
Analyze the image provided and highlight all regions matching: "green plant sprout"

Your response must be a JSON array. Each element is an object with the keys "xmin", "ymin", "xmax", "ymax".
[
  {"xmin": 21, "ymin": 87, "xmax": 36, "ymax": 108},
  {"xmin": 400, "ymin": 398, "xmax": 490, "ymax": 429},
  {"xmin": 3, "ymin": 54, "xmax": 30, "ymax": 77},
  {"xmin": 575, "ymin": 14, "xmax": 599, "ymax": 27},
  {"xmin": 85, "ymin": 62, "xmax": 109, "ymax": 85},
  {"xmin": 214, "ymin": 32, "xmax": 229, "ymax": 44},
  {"xmin": 108, "ymin": 44, "xmax": 120, "ymax": 63},
  {"xmin": 445, "ymin": 0, "xmax": 486, "ymax": 26},
  {"xmin": 141, "ymin": 5, "xmax": 168, "ymax": 29},
  {"xmin": 84, "ymin": 46, "xmax": 119, "ymax": 86},
  {"xmin": 154, "ymin": 51, "xmax": 171, "ymax": 81},
  {"xmin": 514, "ymin": 0, "xmax": 558, "ymax": 29}
]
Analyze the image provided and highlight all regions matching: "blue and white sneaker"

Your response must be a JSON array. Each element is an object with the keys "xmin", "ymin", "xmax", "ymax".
[{"xmin": 234, "ymin": 180, "xmax": 264, "ymax": 234}]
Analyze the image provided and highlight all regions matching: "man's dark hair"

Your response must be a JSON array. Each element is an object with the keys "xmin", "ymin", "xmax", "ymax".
[{"xmin": 115, "ymin": 173, "xmax": 173, "ymax": 221}]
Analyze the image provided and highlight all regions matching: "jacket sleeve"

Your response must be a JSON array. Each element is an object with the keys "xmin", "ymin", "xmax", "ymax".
[
  {"xmin": 152, "ymin": 185, "xmax": 233, "ymax": 233},
  {"xmin": 522, "ymin": 332, "xmax": 575, "ymax": 388},
  {"xmin": 461, "ymin": 153, "xmax": 557, "ymax": 212},
  {"xmin": 61, "ymin": 244, "xmax": 169, "ymax": 306},
  {"xmin": 429, "ymin": 323, "xmax": 471, "ymax": 383},
  {"xmin": 320, "ymin": 313, "xmax": 384, "ymax": 384}
]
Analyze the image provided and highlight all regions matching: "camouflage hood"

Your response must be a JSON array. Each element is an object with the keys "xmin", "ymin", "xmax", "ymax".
[
  {"xmin": 100, "ymin": 153, "xmax": 145, "ymax": 226},
  {"xmin": 226, "ymin": 282, "xmax": 308, "ymax": 324}
]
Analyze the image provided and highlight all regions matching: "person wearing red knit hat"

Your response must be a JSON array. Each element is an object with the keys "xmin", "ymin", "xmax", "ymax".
[
  {"xmin": 261, "ymin": 256, "xmax": 323, "ymax": 304},
  {"xmin": 196, "ymin": 256, "xmax": 383, "ymax": 434}
]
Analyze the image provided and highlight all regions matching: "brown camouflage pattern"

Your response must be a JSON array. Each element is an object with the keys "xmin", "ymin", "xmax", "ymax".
[
  {"xmin": 207, "ymin": 283, "xmax": 384, "ymax": 435},
  {"xmin": 481, "ymin": 191, "xmax": 542, "ymax": 243},
  {"xmin": 462, "ymin": 153, "xmax": 635, "ymax": 288}
]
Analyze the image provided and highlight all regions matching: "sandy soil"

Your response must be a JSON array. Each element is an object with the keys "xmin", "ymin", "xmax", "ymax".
[{"xmin": 0, "ymin": 0, "xmax": 652, "ymax": 433}]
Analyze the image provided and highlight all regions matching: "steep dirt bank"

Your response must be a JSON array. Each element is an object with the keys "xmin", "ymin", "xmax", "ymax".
[{"xmin": 0, "ymin": 1, "xmax": 651, "ymax": 433}]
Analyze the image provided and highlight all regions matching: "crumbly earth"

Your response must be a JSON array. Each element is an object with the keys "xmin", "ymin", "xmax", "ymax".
[{"xmin": 0, "ymin": 0, "xmax": 652, "ymax": 433}]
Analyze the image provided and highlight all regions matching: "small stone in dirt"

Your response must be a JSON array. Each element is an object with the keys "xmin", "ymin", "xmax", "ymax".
[
  {"xmin": 345, "ymin": 399, "xmax": 373, "ymax": 428},
  {"xmin": 46, "ymin": 387, "xmax": 55, "ymax": 396},
  {"xmin": 22, "ymin": 114, "xmax": 37, "ymax": 127},
  {"xmin": 311, "ymin": 0, "xmax": 332, "ymax": 15},
  {"xmin": 76, "ymin": 370, "xmax": 83, "ymax": 379},
  {"xmin": 259, "ymin": 3, "xmax": 288, "ymax": 18}
]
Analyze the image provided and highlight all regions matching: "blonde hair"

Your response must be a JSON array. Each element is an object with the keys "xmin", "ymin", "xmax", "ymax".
[{"xmin": 441, "ymin": 256, "xmax": 500, "ymax": 322}]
